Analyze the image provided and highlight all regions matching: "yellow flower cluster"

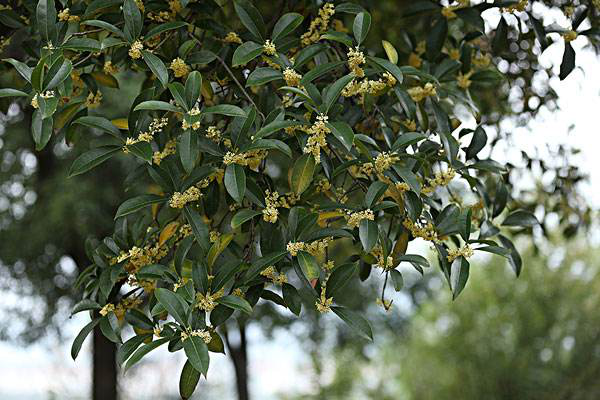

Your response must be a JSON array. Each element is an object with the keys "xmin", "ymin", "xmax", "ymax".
[
  {"xmin": 283, "ymin": 68, "xmax": 303, "ymax": 87},
  {"xmin": 129, "ymin": 40, "xmax": 144, "ymax": 59},
  {"xmin": 134, "ymin": 0, "xmax": 145, "ymax": 12},
  {"xmin": 346, "ymin": 209, "xmax": 375, "ymax": 228},
  {"xmin": 316, "ymin": 178, "xmax": 331, "ymax": 193},
  {"xmin": 347, "ymin": 46, "xmax": 366, "ymax": 77},
  {"xmin": 447, "ymin": 244, "xmax": 474, "ymax": 262},
  {"xmin": 153, "ymin": 139, "xmax": 177, "ymax": 165},
  {"xmin": 287, "ymin": 237, "xmax": 332, "ymax": 257},
  {"xmin": 402, "ymin": 119, "xmax": 417, "ymax": 131},
  {"xmin": 421, "ymin": 168, "xmax": 456, "ymax": 194},
  {"xmin": 263, "ymin": 40, "xmax": 276, "ymax": 55},
  {"xmin": 376, "ymin": 297, "xmax": 393, "ymax": 311},
  {"xmin": 341, "ymin": 73, "xmax": 396, "ymax": 97},
  {"xmin": 260, "ymin": 266, "xmax": 288, "ymax": 285},
  {"xmin": 224, "ymin": 32, "xmax": 242, "ymax": 44},
  {"xmin": 374, "ymin": 151, "xmax": 399, "ymax": 174},
  {"xmin": 408, "ymin": 41, "xmax": 426, "ymax": 68},
  {"xmin": 205, "ymin": 126, "xmax": 221, "ymax": 143},
  {"xmin": 315, "ymin": 286, "xmax": 333, "ymax": 313},
  {"xmin": 195, "ymin": 289, "xmax": 225, "ymax": 312},
  {"xmin": 117, "ymin": 242, "xmax": 169, "ymax": 273},
  {"xmin": 169, "ymin": 186, "xmax": 201, "ymax": 208},
  {"xmin": 30, "ymin": 91, "xmax": 55, "ymax": 109},
  {"xmin": 441, "ymin": 6, "xmax": 458, "ymax": 19},
  {"xmin": 170, "ymin": 57, "xmax": 190, "ymax": 78},
  {"xmin": 99, "ymin": 303, "xmax": 115, "ymax": 316},
  {"xmin": 301, "ymin": 3, "xmax": 335, "ymax": 46},
  {"xmin": 86, "ymin": 91, "xmax": 103, "ymax": 108},
  {"xmin": 124, "ymin": 117, "xmax": 168, "ymax": 150},
  {"xmin": 128, "ymin": 275, "xmax": 156, "ymax": 293},
  {"xmin": 395, "ymin": 182, "xmax": 410, "ymax": 192},
  {"xmin": 58, "ymin": 8, "xmax": 80, "ymax": 22},
  {"xmin": 223, "ymin": 150, "xmax": 268, "ymax": 170},
  {"xmin": 181, "ymin": 329, "xmax": 212, "ymax": 344},
  {"xmin": 103, "ymin": 61, "xmax": 119, "ymax": 74},
  {"xmin": 563, "ymin": 30, "xmax": 578, "ymax": 42},
  {"xmin": 472, "ymin": 53, "xmax": 491, "ymax": 68},
  {"xmin": 114, "ymin": 297, "xmax": 143, "ymax": 320},
  {"xmin": 303, "ymin": 114, "xmax": 330, "ymax": 162},
  {"xmin": 407, "ymin": 82, "xmax": 437, "ymax": 102},
  {"xmin": 402, "ymin": 219, "xmax": 440, "ymax": 243},
  {"xmin": 457, "ymin": 70, "xmax": 473, "ymax": 89},
  {"xmin": 262, "ymin": 190, "xmax": 281, "ymax": 223},
  {"xmin": 502, "ymin": 0, "xmax": 528, "ymax": 12}
]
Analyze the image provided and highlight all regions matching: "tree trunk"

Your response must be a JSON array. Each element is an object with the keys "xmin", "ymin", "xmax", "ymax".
[
  {"xmin": 226, "ymin": 323, "xmax": 250, "ymax": 400},
  {"xmin": 93, "ymin": 327, "xmax": 118, "ymax": 400}
]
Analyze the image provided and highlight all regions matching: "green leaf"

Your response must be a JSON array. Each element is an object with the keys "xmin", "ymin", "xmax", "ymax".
[
  {"xmin": 142, "ymin": 51, "xmax": 169, "ymax": 87},
  {"xmin": 81, "ymin": 19, "xmax": 125, "ymax": 38},
  {"xmin": 326, "ymin": 263, "xmax": 357, "ymax": 297},
  {"xmin": 115, "ymin": 194, "xmax": 166, "ymax": 218},
  {"xmin": 134, "ymin": 100, "xmax": 181, "ymax": 113},
  {"xmin": 368, "ymin": 56, "xmax": 403, "ymax": 85},
  {"xmin": 323, "ymin": 74, "xmax": 355, "ymax": 113},
  {"xmin": 203, "ymin": 104, "xmax": 246, "ymax": 117},
  {"xmin": 4, "ymin": 58, "xmax": 33, "ymax": 82},
  {"xmin": 396, "ymin": 254, "xmax": 430, "ymax": 270},
  {"xmin": 450, "ymin": 257, "xmax": 469, "ymax": 300},
  {"xmin": 560, "ymin": 42, "xmax": 576, "ymax": 80},
  {"xmin": 365, "ymin": 181, "xmax": 388, "ymax": 208},
  {"xmin": 244, "ymin": 250, "xmax": 288, "ymax": 282},
  {"xmin": 466, "ymin": 126, "xmax": 487, "ymax": 159},
  {"xmin": 124, "ymin": 337, "xmax": 170, "ymax": 372},
  {"xmin": 61, "ymin": 37, "xmax": 102, "ymax": 52},
  {"xmin": 492, "ymin": 16, "xmax": 509, "ymax": 54},
  {"xmin": 390, "ymin": 269, "xmax": 404, "ymax": 291},
  {"xmin": 234, "ymin": 0, "xmax": 265, "ymax": 41},
  {"xmin": 224, "ymin": 164, "xmax": 246, "ymax": 204},
  {"xmin": 73, "ymin": 116, "xmax": 122, "ymax": 139},
  {"xmin": 282, "ymin": 283, "xmax": 302, "ymax": 315},
  {"xmin": 272, "ymin": 13, "xmax": 304, "ymax": 41},
  {"xmin": 183, "ymin": 336, "xmax": 210, "ymax": 376},
  {"xmin": 185, "ymin": 71, "xmax": 202, "ymax": 108},
  {"xmin": 381, "ymin": 40, "xmax": 398, "ymax": 64},
  {"xmin": 37, "ymin": 0, "xmax": 57, "ymax": 44},
  {"xmin": 426, "ymin": 17, "xmax": 448, "ymax": 61},
  {"xmin": 71, "ymin": 299, "xmax": 101, "ymax": 314},
  {"xmin": 499, "ymin": 235, "xmax": 522, "ymax": 277},
  {"xmin": 245, "ymin": 139, "xmax": 291, "ymax": 158},
  {"xmin": 232, "ymin": 41, "xmax": 264, "ymax": 67},
  {"xmin": 502, "ymin": 210, "xmax": 539, "ymax": 227},
  {"xmin": 246, "ymin": 67, "xmax": 283, "ymax": 87},
  {"xmin": 231, "ymin": 209, "xmax": 262, "ymax": 229},
  {"xmin": 294, "ymin": 44, "xmax": 327, "ymax": 68},
  {"xmin": 31, "ymin": 58, "xmax": 45, "ymax": 92},
  {"xmin": 154, "ymin": 288, "xmax": 189, "ymax": 326},
  {"xmin": 359, "ymin": 219, "xmax": 378, "ymax": 253},
  {"xmin": 179, "ymin": 360, "xmax": 201, "ymax": 399},
  {"xmin": 184, "ymin": 206, "xmax": 210, "ymax": 250},
  {"xmin": 215, "ymin": 295, "xmax": 253, "ymax": 314},
  {"xmin": 99, "ymin": 313, "xmax": 121, "ymax": 343},
  {"xmin": 290, "ymin": 153, "xmax": 316, "ymax": 195},
  {"xmin": 168, "ymin": 82, "xmax": 188, "ymax": 110},
  {"xmin": 327, "ymin": 121, "xmax": 354, "ymax": 151},
  {"xmin": 331, "ymin": 306, "xmax": 373, "ymax": 341},
  {"xmin": 117, "ymin": 334, "xmax": 151, "ymax": 366},
  {"xmin": 297, "ymin": 251, "xmax": 320, "ymax": 280},
  {"xmin": 353, "ymin": 12, "xmax": 371, "ymax": 45},
  {"xmin": 336, "ymin": 3, "xmax": 366, "ymax": 14},
  {"xmin": 31, "ymin": 111, "xmax": 53, "ymax": 150},
  {"xmin": 71, "ymin": 318, "xmax": 100, "ymax": 360},
  {"xmin": 123, "ymin": 0, "xmax": 142, "ymax": 41},
  {"xmin": 300, "ymin": 61, "xmax": 345, "ymax": 85},
  {"xmin": 44, "ymin": 59, "xmax": 72, "ymax": 90},
  {"xmin": 145, "ymin": 21, "xmax": 187, "ymax": 41},
  {"xmin": 254, "ymin": 120, "xmax": 299, "ymax": 139},
  {"xmin": 179, "ymin": 130, "xmax": 198, "ymax": 174}
]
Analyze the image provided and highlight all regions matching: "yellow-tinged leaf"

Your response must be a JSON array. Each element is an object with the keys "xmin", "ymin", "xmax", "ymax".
[
  {"xmin": 111, "ymin": 118, "xmax": 128, "ymax": 130},
  {"xmin": 317, "ymin": 210, "xmax": 345, "ymax": 227},
  {"xmin": 91, "ymin": 71, "xmax": 119, "ymax": 88},
  {"xmin": 201, "ymin": 79, "xmax": 213, "ymax": 101},
  {"xmin": 159, "ymin": 221, "xmax": 180, "ymax": 246},
  {"xmin": 382, "ymin": 40, "xmax": 398, "ymax": 65},
  {"xmin": 55, "ymin": 101, "xmax": 84, "ymax": 131},
  {"xmin": 392, "ymin": 230, "xmax": 409, "ymax": 264},
  {"xmin": 207, "ymin": 233, "xmax": 234, "ymax": 267}
]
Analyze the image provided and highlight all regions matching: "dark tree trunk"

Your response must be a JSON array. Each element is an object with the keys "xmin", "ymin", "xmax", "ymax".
[
  {"xmin": 225, "ymin": 323, "xmax": 250, "ymax": 400},
  {"xmin": 93, "ymin": 327, "xmax": 118, "ymax": 400}
]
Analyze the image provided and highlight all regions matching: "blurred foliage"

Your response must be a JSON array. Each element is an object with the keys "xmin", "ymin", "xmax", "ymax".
[{"xmin": 284, "ymin": 239, "xmax": 600, "ymax": 399}]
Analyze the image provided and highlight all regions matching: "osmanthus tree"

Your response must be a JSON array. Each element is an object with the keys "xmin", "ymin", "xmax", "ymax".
[{"xmin": 0, "ymin": 0, "xmax": 594, "ymax": 397}]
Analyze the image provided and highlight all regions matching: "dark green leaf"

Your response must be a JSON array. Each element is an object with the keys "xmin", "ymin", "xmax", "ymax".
[
  {"xmin": 450, "ymin": 257, "xmax": 469, "ymax": 300},
  {"xmin": 215, "ymin": 295, "xmax": 253, "ymax": 314},
  {"xmin": 179, "ymin": 360, "xmax": 201, "ymax": 399},
  {"xmin": 155, "ymin": 288, "xmax": 190, "ymax": 326},
  {"xmin": 231, "ymin": 209, "xmax": 262, "ymax": 229},
  {"xmin": 359, "ymin": 219, "xmax": 378, "ymax": 253},
  {"xmin": 353, "ymin": 12, "xmax": 371, "ymax": 45},
  {"xmin": 68, "ymin": 146, "xmax": 121, "ymax": 177},
  {"xmin": 115, "ymin": 194, "xmax": 165, "ymax": 218},
  {"xmin": 272, "ymin": 13, "xmax": 304, "ymax": 41},
  {"xmin": 142, "ymin": 51, "xmax": 169, "ymax": 87},
  {"xmin": 224, "ymin": 164, "xmax": 246, "ymax": 203},
  {"xmin": 290, "ymin": 154, "xmax": 316, "ymax": 195},
  {"xmin": 331, "ymin": 306, "xmax": 373, "ymax": 341},
  {"xmin": 297, "ymin": 251, "xmax": 320, "ymax": 280},
  {"xmin": 183, "ymin": 336, "xmax": 209, "ymax": 376},
  {"xmin": 560, "ymin": 42, "xmax": 576, "ymax": 80},
  {"xmin": 234, "ymin": 0, "xmax": 265, "ymax": 41},
  {"xmin": 232, "ymin": 41, "xmax": 264, "ymax": 67},
  {"xmin": 502, "ymin": 210, "xmax": 539, "ymax": 227},
  {"xmin": 124, "ymin": 337, "xmax": 170, "ymax": 372},
  {"xmin": 71, "ymin": 318, "xmax": 100, "ymax": 360},
  {"xmin": 246, "ymin": 67, "xmax": 283, "ymax": 86}
]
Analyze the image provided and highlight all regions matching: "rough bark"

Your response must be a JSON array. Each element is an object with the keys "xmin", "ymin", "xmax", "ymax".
[
  {"xmin": 92, "ymin": 327, "xmax": 118, "ymax": 400},
  {"xmin": 225, "ymin": 323, "xmax": 250, "ymax": 400}
]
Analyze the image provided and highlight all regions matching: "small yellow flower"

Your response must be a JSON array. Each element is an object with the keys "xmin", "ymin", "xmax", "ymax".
[
  {"xmin": 407, "ymin": 82, "xmax": 437, "ymax": 102},
  {"xmin": 315, "ymin": 286, "xmax": 333, "ymax": 313},
  {"xmin": 129, "ymin": 40, "xmax": 144, "ymax": 59},
  {"xmin": 457, "ymin": 70, "xmax": 473, "ymax": 89},
  {"xmin": 447, "ymin": 244, "xmax": 474, "ymax": 262},
  {"xmin": 103, "ymin": 61, "xmax": 119, "ymax": 74},
  {"xmin": 170, "ymin": 58, "xmax": 190, "ymax": 78},
  {"xmin": 347, "ymin": 46, "xmax": 366, "ymax": 78},
  {"xmin": 99, "ymin": 303, "xmax": 115, "ymax": 316},
  {"xmin": 346, "ymin": 209, "xmax": 375, "ymax": 228},
  {"xmin": 224, "ymin": 32, "xmax": 242, "ymax": 44},
  {"xmin": 263, "ymin": 40, "xmax": 276, "ymax": 56},
  {"xmin": 563, "ymin": 30, "xmax": 577, "ymax": 42},
  {"xmin": 86, "ymin": 91, "xmax": 103, "ymax": 108},
  {"xmin": 283, "ymin": 67, "xmax": 302, "ymax": 87}
]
